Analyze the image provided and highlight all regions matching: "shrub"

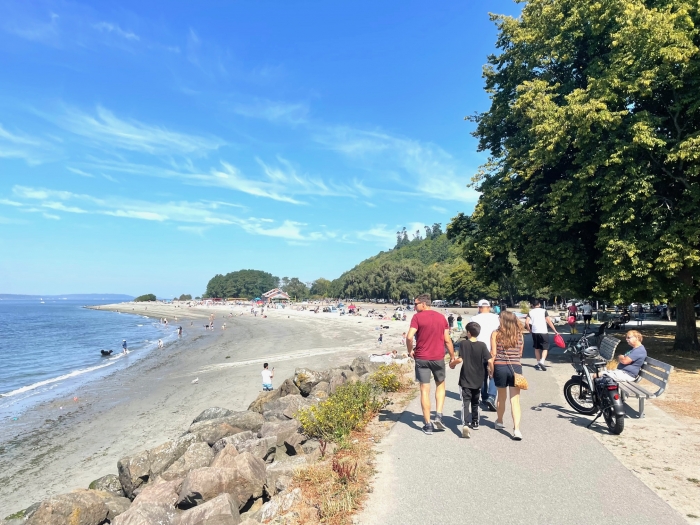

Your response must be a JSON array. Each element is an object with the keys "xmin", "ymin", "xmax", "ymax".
[
  {"xmin": 134, "ymin": 293, "xmax": 156, "ymax": 302},
  {"xmin": 519, "ymin": 300, "xmax": 530, "ymax": 314},
  {"xmin": 296, "ymin": 381, "xmax": 388, "ymax": 443},
  {"xmin": 369, "ymin": 363, "xmax": 404, "ymax": 393}
]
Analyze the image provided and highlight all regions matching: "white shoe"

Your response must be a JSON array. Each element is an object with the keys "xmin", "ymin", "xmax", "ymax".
[
  {"xmin": 495, "ymin": 422, "xmax": 505, "ymax": 430},
  {"xmin": 513, "ymin": 429, "xmax": 523, "ymax": 440}
]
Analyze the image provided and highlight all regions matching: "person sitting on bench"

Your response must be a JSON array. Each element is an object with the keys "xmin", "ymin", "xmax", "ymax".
[{"xmin": 602, "ymin": 330, "xmax": 647, "ymax": 382}]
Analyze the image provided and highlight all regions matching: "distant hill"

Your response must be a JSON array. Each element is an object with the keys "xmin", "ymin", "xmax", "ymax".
[{"xmin": 0, "ymin": 294, "xmax": 134, "ymax": 301}]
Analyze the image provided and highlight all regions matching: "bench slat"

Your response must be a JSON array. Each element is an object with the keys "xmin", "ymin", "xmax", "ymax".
[
  {"xmin": 645, "ymin": 356, "xmax": 674, "ymax": 373},
  {"xmin": 619, "ymin": 382, "xmax": 650, "ymax": 398},
  {"xmin": 599, "ymin": 336, "xmax": 621, "ymax": 361},
  {"xmin": 638, "ymin": 369, "xmax": 667, "ymax": 389}
]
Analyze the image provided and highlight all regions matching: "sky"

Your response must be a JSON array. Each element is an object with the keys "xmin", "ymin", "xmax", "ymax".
[{"xmin": 0, "ymin": 0, "xmax": 521, "ymax": 297}]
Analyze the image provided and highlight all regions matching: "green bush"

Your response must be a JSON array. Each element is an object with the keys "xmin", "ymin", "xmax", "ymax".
[
  {"xmin": 519, "ymin": 300, "xmax": 530, "ymax": 314},
  {"xmin": 296, "ymin": 381, "xmax": 388, "ymax": 443},
  {"xmin": 134, "ymin": 294, "xmax": 156, "ymax": 302},
  {"xmin": 370, "ymin": 363, "xmax": 404, "ymax": 393}
]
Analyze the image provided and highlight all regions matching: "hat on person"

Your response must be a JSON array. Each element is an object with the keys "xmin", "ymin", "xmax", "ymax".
[{"xmin": 478, "ymin": 299, "xmax": 490, "ymax": 307}]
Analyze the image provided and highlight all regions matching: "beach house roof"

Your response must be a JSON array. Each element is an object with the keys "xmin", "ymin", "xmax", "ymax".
[{"xmin": 262, "ymin": 288, "xmax": 291, "ymax": 301}]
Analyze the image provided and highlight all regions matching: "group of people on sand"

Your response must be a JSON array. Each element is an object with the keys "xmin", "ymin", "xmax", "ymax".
[{"xmin": 407, "ymin": 295, "xmax": 648, "ymax": 440}]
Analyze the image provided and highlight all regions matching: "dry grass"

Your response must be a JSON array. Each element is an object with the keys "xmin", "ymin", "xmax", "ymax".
[{"xmin": 607, "ymin": 329, "xmax": 700, "ymax": 419}]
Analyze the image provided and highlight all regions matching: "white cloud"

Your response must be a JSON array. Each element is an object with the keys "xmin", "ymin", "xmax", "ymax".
[
  {"xmin": 356, "ymin": 224, "xmax": 397, "ymax": 245},
  {"xmin": 93, "ymin": 22, "xmax": 139, "ymax": 41},
  {"xmin": 48, "ymin": 105, "xmax": 224, "ymax": 156},
  {"xmin": 43, "ymin": 213, "xmax": 60, "ymax": 220},
  {"xmin": 233, "ymin": 99, "xmax": 309, "ymax": 125},
  {"xmin": 0, "ymin": 124, "xmax": 58, "ymax": 165},
  {"xmin": 67, "ymin": 167, "xmax": 94, "ymax": 178},
  {"xmin": 42, "ymin": 202, "xmax": 88, "ymax": 213}
]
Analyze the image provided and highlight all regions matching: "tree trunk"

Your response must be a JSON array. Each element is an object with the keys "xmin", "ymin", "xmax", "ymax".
[{"xmin": 673, "ymin": 269, "xmax": 699, "ymax": 352}]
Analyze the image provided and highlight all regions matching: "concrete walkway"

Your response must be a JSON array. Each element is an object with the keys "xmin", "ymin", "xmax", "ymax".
[{"xmin": 358, "ymin": 339, "xmax": 687, "ymax": 525}]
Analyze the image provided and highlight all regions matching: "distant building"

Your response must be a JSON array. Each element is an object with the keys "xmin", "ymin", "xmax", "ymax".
[{"xmin": 262, "ymin": 288, "xmax": 291, "ymax": 303}]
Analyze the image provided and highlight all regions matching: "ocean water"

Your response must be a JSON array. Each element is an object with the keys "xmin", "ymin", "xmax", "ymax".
[{"xmin": 0, "ymin": 300, "xmax": 175, "ymax": 421}]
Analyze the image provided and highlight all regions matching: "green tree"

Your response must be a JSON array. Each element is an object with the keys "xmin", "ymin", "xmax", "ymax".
[
  {"xmin": 134, "ymin": 293, "xmax": 156, "ymax": 302},
  {"xmin": 205, "ymin": 269, "xmax": 279, "ymax": 299},
  {"xmin": 310, "ymin": 278, "xmax": 332, "ymax": 297},
  {"xmin": 463, "ymin": 0, "xmax": 700, "ymax": 350},
  {"xmin": 282, "ymin": 277, "xmax": 309, "ymax": 300},
  {"xmin": 178, "ymin": 294, "xmax": 192, "ymax": 301}
]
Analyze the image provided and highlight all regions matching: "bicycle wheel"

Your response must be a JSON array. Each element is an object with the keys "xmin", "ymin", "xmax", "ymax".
[
  {"xmin": 564, "ymin": 378, "xmax": 597, "ymax": 415},
  {"xmin": 603, "ymin": 407, "xmax": 624, "ymax": 435}
]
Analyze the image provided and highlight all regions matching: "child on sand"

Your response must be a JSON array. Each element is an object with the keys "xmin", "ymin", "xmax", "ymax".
[{"xmin": 450, "ymin": 322, "xmax": 493, "ymax": 438}]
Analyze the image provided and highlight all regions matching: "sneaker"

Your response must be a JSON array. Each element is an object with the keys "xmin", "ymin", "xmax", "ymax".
[
  {"xmin": 513, "ymin": 429, "xmax": 523, "ymax": 441},
  {"xmin": 461, "ymin": 425, "xmax": 471, "ymax": 438},
  {"xmin": 485, "ymin": 397, "xmax": 497, "ymax": 412},
  {"xmin": 495, "ymin": 421, "xmax": 505, "ymax": 430},
  {"xmin": 534, "ymin": 363, "xmax": 541, "ymax": 371},
  {"xmin": 471, "ymin": 419, "xmax": 479, "ymax": 430},
  {"xmin": 539, "ymin": 361, "xmax": 547, "ymax": 371},
  {"xmin": 422, "ymin": 423, "xmax": 434, "ymax": 435},
  {"xmin": 433, "ymin": 414, "xmax": 446, "ymax": 431}
]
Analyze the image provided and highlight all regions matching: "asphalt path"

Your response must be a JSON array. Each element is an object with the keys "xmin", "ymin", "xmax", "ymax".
[{"xmin": 358, "ymin": 338, "xmax": 687, "ymax": 525}]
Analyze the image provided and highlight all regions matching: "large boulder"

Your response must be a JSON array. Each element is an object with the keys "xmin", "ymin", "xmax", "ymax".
[
  {"xmin": 260, "ymin": 394, "xmax": 312, "ymax": 421},
  {"xmin": 236, "ymin": 436, "xmax": 276, "ymax": 461},
  {"xmin": 350, "ymin": 356, "xmax": 380, "ymax": 376},
  {"xmin": 192, "ymin": 407, "xmax": 234, "ymax": 424},
  {"xmin": 283, "ymin": 433, "xmax": 308, "ymax": 457},
  {"xmin": 256, "ymin": 488, "xmax": 302, "ymax": 523},
  {"xmin": 212, "ymin": 431, "xmax": 255, "ymax": 454},
  {"xmin": 189, "ymin": 412, "xmax": 264, "ymax": 436},
  {"xmin": 111, "ymin": 503, "xmax": 180, "ymax": 525},
  {"xmin": 341, "ymin": 369, "xmax": 361, "ymax": 384},
  {"xmin": 88, "ymin": 474, "xmax": 124, "ymax": 497},
  {"xmin": 26, "ymin": 489, "xmax": 120, "ymax": 525},
  {"xmin": 278, "ymin": 378, "xmax": 300, "ymax": 397},
  {"xmin": 179, "ymin": 493, "xmax": 241, "ymax": 525},
  {"xmin": 209, "ymin": 444, "xmax": 239, "ymax": 469},
  {"xmin": 132, "ymin": 478, "xmax": 183, "ymax": 506},
  {"xmin": 258, "ymin": 420, "xmax": 301, "ymax": 448},
  {"xmin": 178, "ymin": 453, "xmax": 266, "ymax": 510},
  {"xmin": 161, "ymin": 442, "xmax": 215, "ymax": 481},
  {"xmin": 265, "ymin": 457, "xmax": 307, "ymax": 496},
  {"xmin": 310, "ymin": 381, "xmax": 330, "ymax": 396},
  {"xmin": 118, "ymin": 434, "xmax": 197, "ymax": 498},
  {"xmin": 188, "ymin": 421, "xmax": 243, "ymax": 446},
  {"xmin": 293, "ymin": 368, "xmax": 330, "ymax": 396},
  {"xmin": 247, "ymin": 389, "xmax": 282, "ymax": 413}
]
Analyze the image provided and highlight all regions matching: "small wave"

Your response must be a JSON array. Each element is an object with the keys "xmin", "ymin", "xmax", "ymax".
[
  {"xmin": 1, "ymin": 360, "xmax": 118, "ymax": 397},
  {"xmin": 137, "ymin": 324, "xmax": 143, "ymax": 327}
]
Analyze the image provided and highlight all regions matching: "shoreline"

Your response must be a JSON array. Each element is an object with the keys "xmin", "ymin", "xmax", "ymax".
[{"xmin": 0, "ymin": 302, "xmax": 407, "ymax": 517}]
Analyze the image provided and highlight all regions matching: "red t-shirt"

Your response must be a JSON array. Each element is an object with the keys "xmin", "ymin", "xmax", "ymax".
[{"xmin": 410, "ymin": 310, "xmax": 448, "ymax": 361}]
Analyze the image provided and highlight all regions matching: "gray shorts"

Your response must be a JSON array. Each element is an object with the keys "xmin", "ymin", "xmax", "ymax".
[{"xmin": 415, "ymin": 359, "xmax": 446, "ymax": 384}]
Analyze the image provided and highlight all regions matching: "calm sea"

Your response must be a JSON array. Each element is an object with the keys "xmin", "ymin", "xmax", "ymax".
[{"xmin": 0, "ymin": 300, "xmax": 174, "ymax": 421}]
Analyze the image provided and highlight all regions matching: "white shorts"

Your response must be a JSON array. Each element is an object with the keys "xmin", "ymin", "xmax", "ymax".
[{"xmin": 601, "ymin": 369, "xmax": 636, "ymax": 382}]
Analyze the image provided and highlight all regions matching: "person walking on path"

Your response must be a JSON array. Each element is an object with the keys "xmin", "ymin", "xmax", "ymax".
[
  {"xmin": 471, "ymin": 299, "xmax": 499, "ymax": 411},
  {"xmin": 447, "ymin": 313, "xmax": 455, "ymax": 332},
  {"xmin": 524, "ymin": 300, "xmax": 559, "ymax": 371},
  {"xmin": 450, "ymin": 322, "xmax": 493, "ymax": 438},
  {"xmin": 456, "ymin": 314, "xmax": 463, "ymax": 332},
  {"xmin": 406, "ymin": 293, "xmax": 456, "ymax": 435},
  {"xmin": 490, "ymin": 311, "xmax": 524, "ymax": 440},
  {"xmin": 261, "ymin": 363, "xmax": 274, "ymax": 391},
  {"xmin": 581, "ymin": 301, "xmax": 593, "ymax": 329}
]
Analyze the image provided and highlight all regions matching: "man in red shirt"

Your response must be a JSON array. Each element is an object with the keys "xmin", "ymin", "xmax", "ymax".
[{"xmin": 406, "ymin": 294, "xmax": 456, "ymax": 435}]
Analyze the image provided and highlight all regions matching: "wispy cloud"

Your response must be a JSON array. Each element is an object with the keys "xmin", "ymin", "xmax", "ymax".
[
  {"xmin": 356, "ymin": 224, "xmax": 397, "ymax": 245},
  {"xmin": 0, "ymin": 124, "xmax": 58, "ymax": 165},
  {"xmin": 233, "ymin": 99, "xmax": 309, "ymax": 125},
  {"xmin": 46, "ymin": 105, "xmax": 224, "ymax": 156},
  {"xmin": 93, "ymin": 22, "xmax": 139, "ymax": 41},
  {"xmin": 67, "ymin": 167, "xmax": 94, "ymax": 178}
]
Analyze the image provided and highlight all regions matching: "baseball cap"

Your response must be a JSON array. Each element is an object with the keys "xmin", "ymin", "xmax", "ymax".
[{"xmin": 477, "ymin": 299, "xmax": 490, "ymax": 307}]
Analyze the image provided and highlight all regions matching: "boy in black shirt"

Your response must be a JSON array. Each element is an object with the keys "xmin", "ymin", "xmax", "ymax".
[{"xmin": 450, "ymin": 322, "xmax": 493, "ymax": 438}]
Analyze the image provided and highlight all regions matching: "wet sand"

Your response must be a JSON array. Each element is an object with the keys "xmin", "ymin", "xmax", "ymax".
[{"xmin": 0, "ymin": 303, "xmax": 410, "ymax": 517}]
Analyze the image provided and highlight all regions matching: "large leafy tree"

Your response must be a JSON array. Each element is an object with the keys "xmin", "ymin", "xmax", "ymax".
[
  {"xmin": 283, "ymin": 277, "xmax": 310, "ymax": 300},
  {"xmin": 205, "ymin": 269, "xmax": 279, "ymax": 299},
  {"xmin": 462, "ymin": 0, "xmax": 700, "ymax": 350}
]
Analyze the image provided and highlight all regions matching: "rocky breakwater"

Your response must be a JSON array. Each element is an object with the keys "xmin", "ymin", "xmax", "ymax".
[{"xmin": 2, "ymin": 357, "xmax": 382, "ymax": 525}]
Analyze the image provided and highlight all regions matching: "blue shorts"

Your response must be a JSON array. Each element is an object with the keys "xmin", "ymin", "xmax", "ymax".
[{"xmin": 262, "ymin": 383, "xmax": 273, "ymax": 391}]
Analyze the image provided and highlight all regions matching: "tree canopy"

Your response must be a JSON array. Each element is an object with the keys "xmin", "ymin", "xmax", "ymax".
[
  {"xmin": 282, "ymin": 277, "xmax": 310, "ymax": 300},
  {"xmin": 134, "ymin": 293, "xmax": 156, "ymax": 302},
  {"xmin": 178, "ymin": 294, "xmax": 192, "ymax": 301},
  {"xmin": 457, "ymin": 0, "xmax": 700, "ymax": 350},
  {"xmin": 204, "ymin": 269, "xmax": 279, "ymax": 299}
]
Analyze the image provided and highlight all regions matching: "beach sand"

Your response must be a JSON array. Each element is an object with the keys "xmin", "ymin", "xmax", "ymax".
[{"xmin": 0, "ymin": 302, "xmax": 411, "ymax": 517}]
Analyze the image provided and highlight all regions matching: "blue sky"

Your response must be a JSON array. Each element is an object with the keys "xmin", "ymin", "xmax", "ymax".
[{"xmin": 0, "ymin": 0, "xmax": 520, "ymax": 297}]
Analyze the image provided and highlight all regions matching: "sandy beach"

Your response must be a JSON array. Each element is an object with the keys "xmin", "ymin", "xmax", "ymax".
[{"xmin": 0, "ymin": 302, "xmax": 411, "ymax": 517}]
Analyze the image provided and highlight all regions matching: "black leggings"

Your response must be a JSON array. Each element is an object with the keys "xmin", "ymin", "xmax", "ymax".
[{"xmin": 461, "ymin": 387, "xmax": 481, "ymax": 424}]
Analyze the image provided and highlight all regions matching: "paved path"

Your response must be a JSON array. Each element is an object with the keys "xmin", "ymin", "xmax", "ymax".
[{"xmin": 358, "ymin": 339, "xmax": 687, "ymax": 525}]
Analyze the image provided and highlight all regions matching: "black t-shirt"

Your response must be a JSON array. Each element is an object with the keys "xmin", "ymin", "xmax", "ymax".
[{"xmin": 458, "ymin": 340, "xmax": 491, "ymax": 389}]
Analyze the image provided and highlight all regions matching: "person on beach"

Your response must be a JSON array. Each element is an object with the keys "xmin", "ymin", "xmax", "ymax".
[
  {"xmin": 447, "ymin": 313, "xmax": 455, "ymax": 332},
  {"xmin": 378, "ymin": 333, "xmax": 383, "ymax": 345},
  {"xmin": 602, "ymin": 330, "xmax": 647, "ymax": 381},
  {"xmin": 524, "ymin": 300, "xmax": 559, "ymax": 371},
  {"xmin": 456, "ymin": 314, "xmax": 463, "ymax": 332},
  {"xmin": 450, "ymin": 322, "xmax": 492, "ymax": 438},
  {"xmin": 178, "ymin": 326, "xmax": 182, "ymax": 337},
  {"xmin": 262, "ymin": 363, "xmax": 274, "ymax": 391},
  {"xmin": 122, "ymin": 339, "xmax": 128, "ymax": 353},
  {"xmin": 406, "ymin": 294, "xmax": 456, "ymax": 435},
  {"xmin": 491, "ymin": 311, "xmax": 524, "ymax": 441},
  {"xmin": 158, "ymin": 339, "xmax": 163, "ymax": 349},
  {"xmin": 471, "ymin": 299, "xmax": 499, "ymax": 412}
]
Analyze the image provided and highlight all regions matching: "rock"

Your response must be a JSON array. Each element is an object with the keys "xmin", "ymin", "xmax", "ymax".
[
  {"xmin": 179, "ymin": 493, "xmax": 241, "ymax": 525},
  {"xmin": 239, "ymin": 520, "xmax": 261, "ymax": 525},
  {"xmin": 260, "ymin": 394, "xmax": 312, "ymax": 420},
  {"xmin": 111, "ymin": 503, "xmax": 180, "ymax": 525},
  {"xmin": 258, "ymin": 420, "xmax": 301, "ymax": 447},
  {"xmin": 257, "ymin": 489, "xmax": 302, "ymax": 523},
  {"xmin": 283, "ymin": 433, "xmax": 307, "ymax": 456},
  {"xmin": 341, "ymin": 370, "xmax": 361, "ymax": 384},
  {"xmin": 192, "ymin": 407, "xmax": 234, "ymax": 424},
  {"xmin": 3, "ymin": 502, "xmax": 40, "ymax": 524},
  {"xmin": 189, "ymin": 412, "xmax": 264, "ymax": 436},
  {"xmin": 328, "ymin": 371, "xmax": 346, "ymax": 394},
  {"xmin": 26, "ymin": 489, "xmax": 112, "ymax": 525},
  {"xmin": 210, "ymin": 444, "xmax": 240, "ymax": 469},
  {"xmin": 88, "ymin": 474, "xmax": 124, "ymax": 497},
  {"xmin": 261, "ymin": 409, "xmax": 288, "ymax": 422},
  {"xmin": 264, "ymin": 457, "xmax": 307, "ymax": 496},
  {"xmin": 278, "ymin": 378, "xmax": 300, "ymax": 397},
  {"xmin": 247, "ymin": 389, "xmax": 282, "ymax": 413},
  {"xmin": 189, "ymin": 421, "xmax": 243, "ymax": 446},
  {"xmin": 359, "ymin": 372, "xmax": 371, "ymax": 382},
  {"xmin": 100, "ymin": 494, "xmax": 131, "ymax": 521},
  {"xmin": 132, "ymin": 478, "xmax": 183, "ymax": 506},
  {"xmin": 161, "ymin": 442, "xmax": 215, "ymax": 481},
  {"xmin": 350, "ymin": 356, "xmax": 380, "ymax": 376},
  {"xmin": 212, "ymin": 431, "xmax": 256, "ymax": 454},
  {"xmin": 293, "ymin": 368, "xmax": 330, "ymax": 396},
  {"xmin": 236, "ymin": 436, "xmax": 276, "ymax": 461},
  {"xmin": 118, "ymin": 434, "xmax": 197, "ymax": 498},
  {"xmin": 178, "ymin": 453, "xmax": 265, "ymax": 510},
  {"xmin": 309, "ymin": 381, "xmax": 330, "ymax": 396}
]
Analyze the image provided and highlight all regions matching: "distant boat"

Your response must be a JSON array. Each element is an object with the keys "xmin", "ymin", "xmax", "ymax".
[{"xmin": 40, "ymin": 298, "xmax": 45, "ymax": 303}]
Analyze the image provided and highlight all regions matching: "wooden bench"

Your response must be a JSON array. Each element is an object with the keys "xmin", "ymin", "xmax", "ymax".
[
  {"xmin": 618, "ymin": 356, "xmax": 673, "ymax": 418},
  {"xmin": 598, "ymin": 335, "xmax": 621, "ymax": 362}
]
